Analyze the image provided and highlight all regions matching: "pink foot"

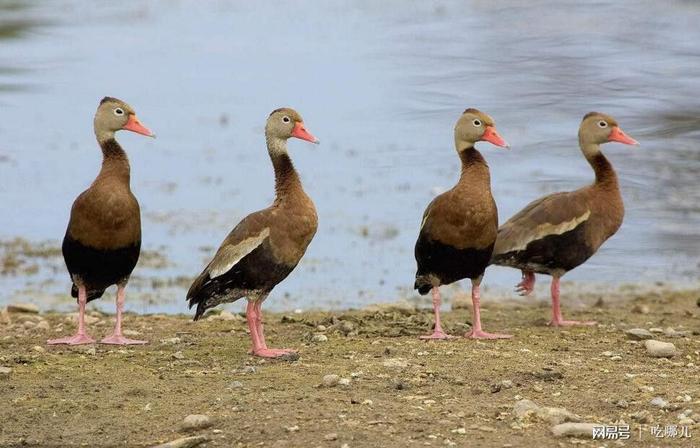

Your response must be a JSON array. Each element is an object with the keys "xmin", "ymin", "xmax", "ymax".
[
  {"xmin": 515, "ymin": 272, "xmax": 535, "ymax": 296},
  {"xmin": 100, "ymin": 334, "xmax": 147, "ymax": 345},
  {"xmin": 420, "ymin": 331, "xmax": 455, "ymax": 340},
  {"xmin": 465, "ymin": 329, "xmax": 513, "ymax": 340},
  {"xmin": 47, "ymin": 333, "xmax": 95, "ymax": 345},
  {"xmin": 548, "ymin": 319, "xmax": 596, "ymax": 327},
  {"xmin": 253, "ymin": 348, "xmax": 298, "ymax": 359}
]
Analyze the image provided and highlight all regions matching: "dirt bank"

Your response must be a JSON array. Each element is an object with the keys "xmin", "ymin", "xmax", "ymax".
[{"xmin": 1, "ymin": 289, "xmax": 699, "ymax": 447}]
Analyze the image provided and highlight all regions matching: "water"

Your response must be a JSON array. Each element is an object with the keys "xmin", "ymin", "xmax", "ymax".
[{"xmin": 1, "ymin": 0, "xmax": 698, "ymax": 313}]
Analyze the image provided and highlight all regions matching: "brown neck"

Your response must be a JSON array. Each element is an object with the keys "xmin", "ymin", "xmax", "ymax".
[
  {"xmin": 97, "ymin": 138, "xmax": 131, "ymax": 184},
  {"xmin": 457, "ymin": 146, "xmax": 490, "ymax": 185},
  {"xmin": 271, "ymin": 152, "xmax": 303, "ymax": 201},
  {"xmin": 580, "ymin": 141, "xmax": 618, "ymax": 191}
]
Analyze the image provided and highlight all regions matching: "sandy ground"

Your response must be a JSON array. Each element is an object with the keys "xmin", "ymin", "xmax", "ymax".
[{"xmin": 1, "ymin": 289, "xmax": 699, "ymax": 448}]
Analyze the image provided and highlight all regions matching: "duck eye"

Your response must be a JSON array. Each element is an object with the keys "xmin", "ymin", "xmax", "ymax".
[
  {"xmin": 472, "ymin": 119, "xmax": 482, "ymax": 127},
  {"xmin": 282, "ymin": 116, "xmax": 291, "ymax": 123},
  {"xmin": 114, "ymin": 108, "xmax": 124, "ymax": 116},
  {"xmin": 597, "ymin": 120, "xmax": 608, "ymax": 128}
]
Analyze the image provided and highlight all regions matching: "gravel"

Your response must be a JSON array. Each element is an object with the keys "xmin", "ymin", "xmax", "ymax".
[
  {"xmin": 181, "ymin": 415, "xmax": 212, "ymax": 431},
  {"xmin": 650, "ymin": 397, "xmax": 669, "ymax": 408}
]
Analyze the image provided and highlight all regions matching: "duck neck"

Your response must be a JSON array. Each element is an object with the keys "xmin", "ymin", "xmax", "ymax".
[
  {"xmin": 457, "ymin": 145, "xmax": 490, "ymax": 185},
  {"xmin": 97, "ymin": 135, "xmax": 131, "ymax": 184},
  {"xmin": 579, "ymin": 139, "xmax": 618, "ymax": 191},
  {"xmin": 267, "ymin": 136, "xmax": 303, "ymax": 202}
]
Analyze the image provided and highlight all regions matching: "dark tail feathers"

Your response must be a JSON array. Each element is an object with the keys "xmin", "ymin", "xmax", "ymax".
[
  {"xmin": 414, "ymin": 276, "xmax": 432, "ymax": 295},
  {"xmin": 71, "ymin": 284, "xmax": 105, "ymax": 303}
]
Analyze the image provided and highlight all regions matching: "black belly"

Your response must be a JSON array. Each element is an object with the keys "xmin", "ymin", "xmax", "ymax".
[
  {"xmin": 415, "ymin": 236, "xmax": 493, "ymax": 293},
  {"xmin": 62, "ymin": 235, "xmax": 141, "ymax": 302},
  {"xmin": 188, "ymin": 242, "xmax": 297, "ymax": 319},
  {"xmin": 493, "ymin": 224, "xmax": 595, "ymax": 275}
]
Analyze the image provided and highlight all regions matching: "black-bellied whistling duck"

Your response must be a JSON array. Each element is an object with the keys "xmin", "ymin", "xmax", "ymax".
[
  {"xmin": 187, "ymin": 108, "xmax": 319, "ymax": 359},
  {"xmin": 414, "ymin": 108, "xmax": 511, "ymax": 340},
  {"xmin": 491, "ymin": 112, "xmax": 638, "ymax": 326},
  {"xmin": 48, "ymin": 97, "xmax": 155, "ymax": 346}
]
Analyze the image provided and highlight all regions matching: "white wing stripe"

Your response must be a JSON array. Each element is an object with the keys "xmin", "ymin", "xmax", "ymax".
[
  {"xmin": 507, "ymin": 210, "xmax": 590, "ymax": 252},
  {"xmin": 208, "ymin": 228, "xmax": 270, "ymax": 278}
]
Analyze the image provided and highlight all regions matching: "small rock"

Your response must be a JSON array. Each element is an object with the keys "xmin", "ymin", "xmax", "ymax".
[
  {"xmin": 322, "ymin": 374, "xmax": 340, "ymax": 387},
  {"xmin": 478, "ymin": 426, "xmax": 496, "ymax": 432},
  {"xmin": 501, "ymin": 380, "xmax": 514, "ymax": 389},
  {"xmin": 324, "ymin": 433, "xmax": 338, "ymax": 441},
  {"xmin": 182, "ymin": 414, "xmax": 212, "ymax": 431},
  {"xmin": 537, "ymin": 406, "xmax": 580, "ymax": 425},
  {"xmin": 227, "ymin": 381, "xmax": 243, "ymax": 389},
  {"xmin": 143, "ymin": 403, "xmax": 152, "ymax": 412},
  {"xmin": 123, "ymin": 329, "xmax": 141, "ymax": 336},
  {"xmin": 362, "ymin": 399, "xmax": 373, "ymax": 405},
  {"xmin": 644, "ymin": 340, "xmax": 678, "ymax": 358},
  {"xmin": 513, "ymin": 399, "xmax": 540, "ymax": 419},
  {"xmin": 601, "ymin": 351, "xmax": 615, "ymax": 357},
  {"xmin": 285, "ymin": 425, "xmax": 299, "ymax": 432},
  {"xmin": 451, "ymin": 428, "xmax": 466, "ymax": 434},
  {"xmin": 649, "ymin": 327, "xmax": 664, "ymax": 333},
  {"xmin": 242, "ymin": 366, "xmax": 257, "ymax": 374},
  {"xmin": 650, "ymin": 397, "xmax": 668, "ymax": 409},
  {"xmin": 626, "ymin": 328, "xmax": 653, "ymax": 340},
  {"xmin": 339, "ymin": 321, "xmax": 355, "ymax": 335},
  {"xmin": 316, "ymin": 325, "xmax": 327, "ymax": 331},
  {"xmin": 615, "ymin": 399, "xmax": 629, "ymax": 409},
  {"xmin": 85, "ymin": 347, "xmax": 96, "ymax": 356},
  {"xmin": 161, "ymin": 337, "xmax": 181, "ymax": 345},
  {"xmin": 0, "ymin": 366, "xmax": 12, "ymax": 377},
  {"xmin": 610, "ymin": 356, "xmax": 622, "ymax": 362},
  {"xmin": 631, "ymin": 304, "xmax": 650, "ymax": 314},
  {"xmin": 338, "ymin": 378, "xmax": 351, "ymax": 387},
  {"xmin": 172, "ymin": 351, "xmax": 185, "ymax": 360},
  {"xmin": 35, "ymin": 321, "xmax": 50, "ymax": 331},
  {"xmin": 218, "ymin": 310, "xmax": 241, "ymax": 321},
  {"xmin": 664, "ymin": 327, "xmax": 688, "ymax": 337},
  {"xmin": 631, "ymin": 410, "xmax": 653, "ymax": 423},
  {"xmin": 551, "ymin": 423, "xmax": 600, "ymax": 438},
  {"xmin": 311, "ymin": 334, "xmax": 328, "ymax": 343},
  {"xmin": 679, "ymin": 417, "xmax": 695, "ymax": 425},
  {"xmin": 32, "ymin": 345, "xmax": 45, "ymax": 353},
  {"xmin": 152, "ymin": 435, "xmax": 208, "ymax": 448},
  {"xmin": 7, "ymin": 303, "xmax": 39, "ymax": 314}
]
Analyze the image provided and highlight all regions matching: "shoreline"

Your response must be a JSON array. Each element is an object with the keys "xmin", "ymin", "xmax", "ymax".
[{"xmin": 1, "ymin": 288, "xmax": 699, "ymax": 447}]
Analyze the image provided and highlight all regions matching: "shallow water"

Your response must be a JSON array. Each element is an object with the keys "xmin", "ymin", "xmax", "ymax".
[{"xmin": 0, "ymin": 1, "xmax": 698, "ymax": 313}]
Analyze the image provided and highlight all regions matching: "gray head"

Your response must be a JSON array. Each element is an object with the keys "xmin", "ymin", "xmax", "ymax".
[
  {"xmin": 265, "ymin": 107, "xmax": 319, "ymax": 144},
  {"xmin": 94, "ymin": 97, "xmax": 155, "ymax": 142},
  {"xmin": 579, "ymin": 112, "xmax": 638, "ymax": 146},
  {"xmin": 454, "ymin": 108, "xmax": 509, "ymax": 151}
]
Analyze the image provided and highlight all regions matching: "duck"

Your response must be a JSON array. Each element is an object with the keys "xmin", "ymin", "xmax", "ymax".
[
  {"xmin": 187, "ymin": 108, "xmax": 319, "ymax": 358},
  {"xmin": 48, "ymin": 97, "xmax": 155, "ymax": 346},
  {"xmin": 414, "ymin": 108, "xmax": 511, "ymax": 339},
  {"xmin": 490, "ymin": 112, "xmax": 638, "ymax": 326}
]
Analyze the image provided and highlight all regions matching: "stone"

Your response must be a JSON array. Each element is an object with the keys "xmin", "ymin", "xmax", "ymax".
[
  {"xmin": 7, "ymin": 303, "xmax": 39, "ymax": 314},
  {"xmin": 615, "ymin": 399, "xmax": 629, "ymax": 408},
  {"xmin": 644, "ymin": 340, "xmax": 677, "ymax": 358},
  {"xmin": 152, "ymin": 436, "xmax": 208, "ymax": 448},
  {"xmin": 311, "ymin": 334, "xmax": 328, "ymax": 343},
  {"xmin": 227, "ymin": 381, "xmax": 243, "ymax": 389},
  {"xmin": 513, "ymin": 399, "xmax": 539, "ymax": 419},
  {"xmin": 322, "ymin": 374, "xmax": 340, "ymax": 387},
  {"xmin": 537, "ymin": 406, "xmax": 580, "ymax": 425},
  {"xmin": 382, "ymin": 358, "xmax": 408, "ymax": 368},
  {"xmin": 0, "ymin": 366, "xmax": 12, "ymax": 377},
  {"xmin": 324, "ymin": 433, "xmax": 338, "ymax": 441},
  {"xmin": 32, "ymin": 345, "xmax": 45, "ymax": 353},
  {"xmin": 650, "ymin": 397, "xmax": 668, "ymax": 408},
  {"xmin": 182, "ymin": 414, "xmax": 212, "ymax": 431},
  {"xmin": 35, "ymin": 321, "xmax": 50, "ymax": 331},
  {"xmin": 626, "ymin": 328, "xmax": 653, "ymax": 340},
  {"xmin": 338, "ymin": 378, "xmax": 351, "ymax": 387},
  {"xmin": 172, "ymin": 351, "xmax": 185, "ymax": 360},
  {"xmin": 161, "ymin": 337, "xmax": 181, "ymax": 345},
  {"xmin": 551, "ymin": 423, "xmax": 600, "ymax": 438},
  {"xmin": 631, "ymin": 304, "xmax": 650, "ymax": 314}
]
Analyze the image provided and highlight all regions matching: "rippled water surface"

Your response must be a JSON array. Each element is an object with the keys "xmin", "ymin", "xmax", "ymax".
[{"xmin": 1, "ymin": 1, "xmax": 698, "ymax": 313}]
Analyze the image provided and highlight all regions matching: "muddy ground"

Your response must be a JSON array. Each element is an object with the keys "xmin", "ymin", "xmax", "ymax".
[{"xmin": 1, "ymin": 289, "xmax": 699, "ymax": 448}]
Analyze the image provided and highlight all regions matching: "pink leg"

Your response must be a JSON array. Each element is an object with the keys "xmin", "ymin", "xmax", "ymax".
[
  {"xmin": 420, "ymin": 287, "xmax": 453, "ymax": 340},
  {"xmin": 465, "ymin": 280, "xmax": 512, "ymax": 339},
  {"xmin": 247, "ymin": 300, "xmax": 296, "ymax": 358},
  {"xmin": 515, "ymin": 270, "xmax": 535, "ymax": 296},
  {"xmin": 548, "ymin": 276, "xmax": 596, "ymax": 327},
  {"xmin": 47, "ymin": 285, "xmax": 95, "ymax": 345},
  {"xmin": 101, "ymin": 285, "xmax": 147, "ymax": 345}
]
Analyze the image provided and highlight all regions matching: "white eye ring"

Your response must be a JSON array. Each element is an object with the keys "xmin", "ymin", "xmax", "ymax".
[
  {"xmin": 114, "ymin": 108, "xmax": 124, "ymax": 116},
  {"xmin": 282, "ymin": 116, "xmax": 291, "ymax": 123},
  {"xmin": 472, "ymin": 119, "xmax": 482, "ymax": 127},
  {"xmin": 597, "ymin": 120, "xmax": 608, "ymax": 128}
]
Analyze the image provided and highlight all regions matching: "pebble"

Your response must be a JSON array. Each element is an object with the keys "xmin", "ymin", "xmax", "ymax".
[
  {"xmin": 32, "ymin": 345, "xmax": 45, "ymax": 353},
  {"xmin": 649, "ymin": 327, "xmax": 664, "ymax": 334},
  {"xmin": 664, "ymin": 327, "xmax": 687, "ymax": 337},
  {"xmin": 0, "ymin": 366, "xmax": 12, "ymax": 377},
  {"xmin": 513, "ymin": 399, "xmax": 580, "ymax": 424},
  {"xmin": 615, "ymin": 399, "xmax": 629, "ymax": 408},
  {"xmin": 35, "ymin": 321, "xmax": 50, "ymax": 331},
  {"xmin": 322, "ymin": 374, "xmax": 340, "ymax": 387},
  {"xmin": 551, "ymin": 423, "xmax": 600, "ymax": 438},
  {"xmin": 338, "ymin": 378, "xmax": 351, "ymax": 387},
  {"xmin": 242, "ymin": 366, "xmax": 257, "ymax": 374},
  {"xmin": 161, "ymin": 337, "xmax": 181, "ymax": 345},
  {"xmin": 324, "ymin": 433, "xmax": 338, "ymax": 441},
  {"xmin": 311, "ymin": 334, "xmax": 328, "ymax": 343},
  {"xmin": 513, "ymin": 399, "xmax": 539, "ymax": 419},
  {"xmin": 501, "ymin": 380, "xmax": 514, "ymax": 389},
  {"xmin": 339, "ymin": 321, "xmax": 355, "ymax": 335},
  {"xmin": 182, "ymin": 414, "xmax": 213, "ymax": 431},
  {"xmin": 631, "ymin": 304, "xmax": 650, "ymax": 314},
  {"xmin": 451, "ymin": 428, "xmax": 466, "ymax": 435},
  {"xmin": 316, "ymin": 325, "xmax": 327, "ymax": 332},
  {"xmin": 679, "ymin": 417, "xmax": 695, "ymax": 425},
  {"xmin": 610, "ymin": 356, "xmax": 622, "ymax": 362},
  {"xmin": 85, "ymin": 347, "xmax": 97, "ymax": 356},
  {"xmin": 644, "ymin": 340, "xmax": 678, "ymax": 358},
  {"xmin": 631, "ymin": 410, "xmax": 653, "ymax": 423},
  {"xmin": 650, "ymin": 397, "xmax": 668, "ymax": 408},
  {"xmin": 227, "ymin": 381, "xmax": 243, "ymax": 389},
  {"xmin": 123, "ymin": 329, "xmax": 141, "ymax": 336},
  {"xmin": 172, "ymin": 351, "xmax": 185, "ymax": 360},
  {"xmin": 152, "ymin": 435, "xmax": 208, "ymax": 448},
  {"xmin": 626, "ymin": 328, "xmax": 653, "ymax": 340},
  {"xmin": 285, "ymin": 425, "xmax": 299, "ymax": 432},
  {"xmin": 7, "ymin": 303, "xmax": 39, "ymax": 314}
]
